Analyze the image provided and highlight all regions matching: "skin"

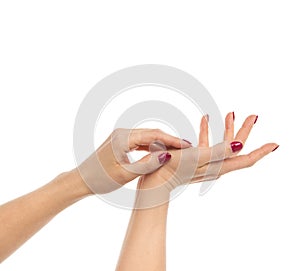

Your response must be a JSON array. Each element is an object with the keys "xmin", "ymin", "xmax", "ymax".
[
  {"xmin": 0, "ymin": 129, "xmax": 190, "ymax": 263},
  {"xmin": 0, "ymin": 171, "xmax": 90, "ymax": 263},
  {"xmin": 0, "ymin": 113, "xmax": 278, "ymax": 265},
  {"xmin": 115, "ymin": 113, "xmax": 278, "ymax": 271}
]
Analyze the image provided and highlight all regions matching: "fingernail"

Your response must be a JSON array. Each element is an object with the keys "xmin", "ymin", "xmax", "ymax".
[
  {"xmin": 231, "ymin": 141, "xmax": 243, "ymax": 152},
  {"xmin": 182, "ymin": 139, "xmax": 192, "ymax": 145},
  {"xmin": 205, "ymin": 114, "xmax": 209, "ymax": 122},
  {"xmin": 272, "ymin": 145, "xmax": 279, "ymax": 152},
  {"xmin": 158, "ymin": 152, "xmax": 172, "ymax": 164},
  {"xmin": 232, "ymin": 111, "xmax": 235, "ymax": 121},
  {"xmin": 254, "ymin": 115, "xmax": 258, "ymax": 124}
]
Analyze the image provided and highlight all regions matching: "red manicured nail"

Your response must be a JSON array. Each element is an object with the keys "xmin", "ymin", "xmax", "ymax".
[
  {"xmin": 182, "ymin": 139, "xmax": 192, "ymax": 145},
  {"xmin": 232, "ymin": 111, "xmax": 235, "ymax": 121},
  {"xmin": 254, "ymin": 115, "xmax": 258, "ymax": 124},
  {"xmin": 231, "ymin": 141, "xmax": 243, "ymax": 152},
  {"xmin": 272, "ymin": 145, "xmax": 279, "ymax": 152},
  {"xmin": 158, "ymin": 152, "xmax": 172, "ymax": 164}
]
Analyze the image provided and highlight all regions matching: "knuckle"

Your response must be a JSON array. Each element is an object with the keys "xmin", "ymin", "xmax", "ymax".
[
  {"xmin": 147, "ymin": 129, "xmax": 164, "ymax": 140},
  {"xmin": 111, "ymin": 128, "xmax": 127, "ymax": 141},
  {"xmin": 153, "ymin": 128, "xmax": 163, "ymax": 135},
  {"xmin": 112, "ymin": 128, "xmax": 122, "ymax": 136},
  {"xmin": 246, "ymin": 154, "xmax": 256, "ymax": 167},
  {"xmin": 211, "ymin": 146, "xmax": 226, "ymax": 160}
]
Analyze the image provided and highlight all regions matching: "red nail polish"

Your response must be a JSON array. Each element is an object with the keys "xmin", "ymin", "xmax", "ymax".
[
  {"xmin": 231, "ymin": 141, "xmax": 243, "ymax": 152},
  {"xmin": 254, "ymin": 115, "xmax": 258, "ymax": 124},
  {"xmin": 158, "ymin": 152, "xmax": 172, "ymax": 164},
  {"xmin": 272, "ymin": 145, "xmax": 279, "ymax": 152},
  {"xmin": 182, "ymin": 139, "xmax": 192, "ymax": 145},
  {"xmin": 232, "ymin": 111, "xmax": 235, "ymax": 121}
]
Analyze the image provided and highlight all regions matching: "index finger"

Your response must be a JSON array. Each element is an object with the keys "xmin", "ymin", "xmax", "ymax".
[
  {"xmin": 220, "ymin": 143, "xmax": 278, "ymax": 175},
  {"xmin": 129, "ymin": 129, "xmax": 192, "ymax": 150}
]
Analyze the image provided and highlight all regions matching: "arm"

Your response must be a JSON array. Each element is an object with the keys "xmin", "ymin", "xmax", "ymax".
[
  {"xmin": 116, "ymin": 177, "xmax": 169, "ymax": 271},
  {"xmin": 0, "ymin": 129, "xmax": 189, "ymax": 263},
  {"xmin": 0, "ymin": 170, "xmax": 91, "ymax": 263}
]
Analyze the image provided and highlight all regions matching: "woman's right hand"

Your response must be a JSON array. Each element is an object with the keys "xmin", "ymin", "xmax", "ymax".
[{"xmin": 73, "ymin": 128, "xmax": 192, "ymax": 195}]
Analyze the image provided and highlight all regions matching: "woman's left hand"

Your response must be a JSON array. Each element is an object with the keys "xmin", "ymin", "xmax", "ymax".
[{"xmin": 136, "ymin": 113, "xmax": 278, "ymax": 208}]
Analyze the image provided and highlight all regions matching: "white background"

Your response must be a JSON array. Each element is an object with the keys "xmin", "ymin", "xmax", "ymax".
[{"xmin": 0, "ymin": 0, "xmax": 299, "ymax": 270}]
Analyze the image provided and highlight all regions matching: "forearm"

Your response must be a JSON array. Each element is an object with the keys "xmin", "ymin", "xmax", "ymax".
[
  {"xmin": 0, "ymin": 169, "xmax": 92, "ymax": 263},
  {"xmin": 116, "ymin": 176, "xmax": 170, "ymax": 271}
]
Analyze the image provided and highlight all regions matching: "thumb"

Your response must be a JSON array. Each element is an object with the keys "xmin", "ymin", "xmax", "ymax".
[
  {"xmin": 197, "ymin": 140, "xmax": 244, "ymax": 165},
  {"xmin": 209, "ymin": 140, "xmax": 244, "ymax": 162},
  {"xmin": 121, "ymin": 151, "xmax": 172, "ymax": 177}
]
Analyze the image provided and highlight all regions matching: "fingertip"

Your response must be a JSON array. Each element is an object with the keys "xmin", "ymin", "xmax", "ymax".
[
  {"xmin": 246, "ymin": 114, "xmax": 258, "ymax": 125},
  {"xmin": 263, "ymin": 143, "xmax": 279, "ymax": 153},
  {"xmin": 272, "ymin": 144, "xmax": 279, "ymax": 152},
  {"xmin": 181, "ymin": 139, "xmax": 193, "ymax": 148},
  {"xmin": 225, "ymin": 111, "xmax": 235, "ymax": 121},
  {"xmin": 158, "ymin": 152, "xmax": 172, "ymax": 164},
  {"xmin": 230, "ymin": 140, "xmax": 243, "ymax": 153},
  {"xmin": 201, "ymin": 114, "xmax": 209, "ymax": 122},
  {"xmin": 182, "ymin": 138, "xmax": 192, "ymax": 144},
  {"xmin": 200, "ymin": 115, "xmax": 207, "ymax": 128},
  {"xmin": 205, "ymin": 114, "xmax": 210, "ymax": 122},
  {"xmin": 225, "ymin": 112, "xmax": 234, "ymax": 129}
]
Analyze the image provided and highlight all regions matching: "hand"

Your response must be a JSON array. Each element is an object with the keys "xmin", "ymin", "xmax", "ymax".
[
  {"xmin": 136, "ymin": 113, "xmax": 278, "ymax": 208},
  {"xmin": 190, "ymin": 113, "xmax": 278, "ymax": 183},
  {"xmin": 73, "ymin": 128, "xmax": 192, "ymax": 194}
]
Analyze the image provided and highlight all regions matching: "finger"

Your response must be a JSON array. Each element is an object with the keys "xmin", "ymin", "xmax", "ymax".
[
  {"xmin": 190, "ymin": 143, "xmax": 278, "ymax": 183},
  {"xmin": 224, "ymin": 112, "xmax": 235, "ymax": 141},
  {"xmin": 198, "ymin": 115, "xmax": 209, "ymax": 147},
  {"xmin": 135, "ymin": 145, "xmax": 179, "ymax": 152},
  {"xmin": 133, "ymin": 141, "xmax": 167, "ymax": 152},
  {"xmin": 121, "ymin": 151, "xmax": 172, "ymax": 178},
  {"xmin": 220, "ymin": 143, "xmax": 278, "ymax": 175},
  {"xmin": 134, "ymin": 145, "xmax": 152, "ymax": 151},
  {"xmin": 196, "ymin": 140, "xmax": 244, "ymax": 167},
  {"xmin": 129, "ymin": 129, "xmax": 192, "ymax": 150},
  {"xmin": 234, "ymin": 114, "xmax": 258, "ymax": 144}
]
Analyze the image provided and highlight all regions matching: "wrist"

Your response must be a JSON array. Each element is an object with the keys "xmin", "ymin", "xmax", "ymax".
[
  {"xmin": 54, "ymin": 169, "xmax": 93, "ymax": 204},
  {"xmin": 133, "ymin": 176, "xmax": 171, "ymax": 209},
  {"xmin": 138, "ymin": 174, "xmax": 167, "ymax": 190}
]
